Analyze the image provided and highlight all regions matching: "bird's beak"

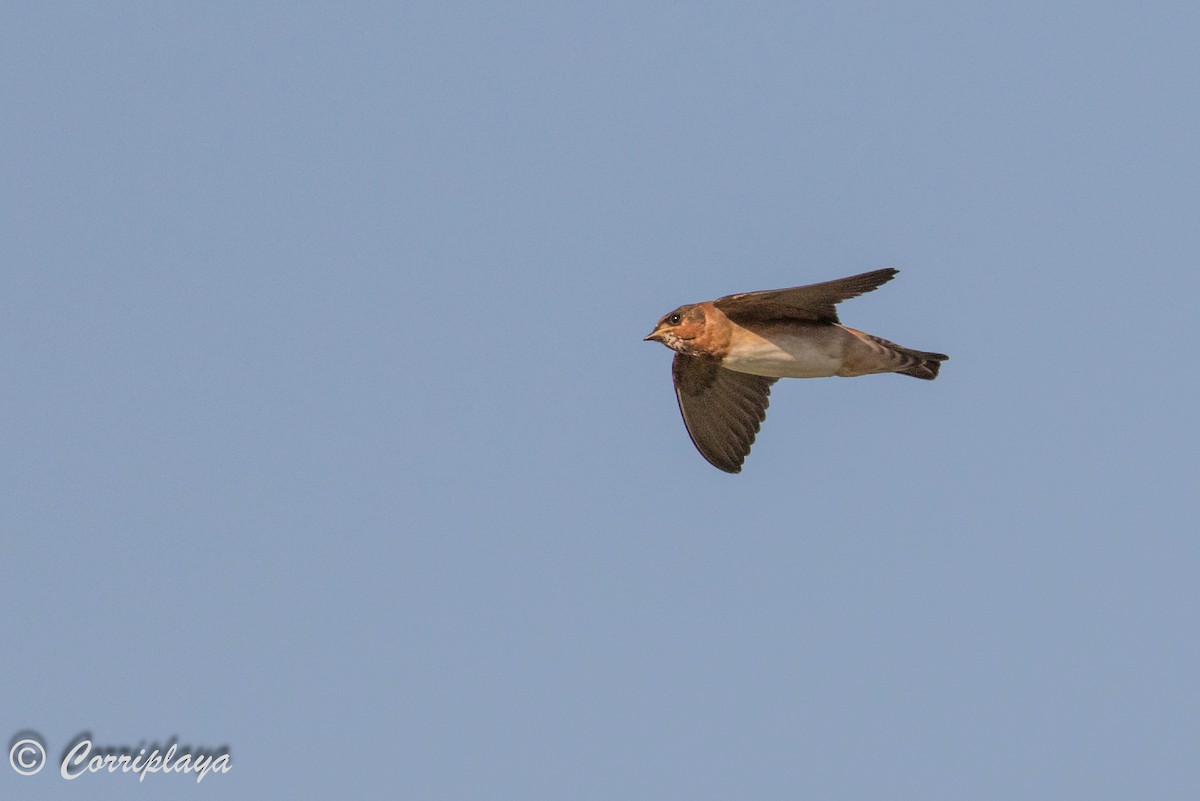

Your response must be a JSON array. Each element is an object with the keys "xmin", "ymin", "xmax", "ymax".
[{"xmin": 644, "ymin": 328, "xmax": 663, "ymax": 342}]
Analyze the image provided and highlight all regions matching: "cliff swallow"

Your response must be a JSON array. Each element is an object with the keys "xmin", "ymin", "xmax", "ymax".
[{"xmin": 645, "ymin": 268, "xmax": 947, "ymax": 473}]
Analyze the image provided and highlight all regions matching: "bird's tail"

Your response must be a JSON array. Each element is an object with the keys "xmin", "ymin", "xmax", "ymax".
[{"xmin": 866, "ymin": 334, "xmax": 949, "ymax": 380}]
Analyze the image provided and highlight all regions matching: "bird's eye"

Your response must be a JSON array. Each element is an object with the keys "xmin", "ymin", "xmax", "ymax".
[{"xmin": 668, "ymin": 313, "xmax": 682, "ymax": 325}]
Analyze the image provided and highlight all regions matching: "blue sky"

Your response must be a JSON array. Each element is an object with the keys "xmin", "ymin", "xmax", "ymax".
[{"xmin": 2, "ymin": 2, "xmax": 1198, "ymax": 799}]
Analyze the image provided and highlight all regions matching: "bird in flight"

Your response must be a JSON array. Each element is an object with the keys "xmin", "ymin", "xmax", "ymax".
[{"xmin": 644, "ymin": 268, "xmax": 947, "ymax": 473}]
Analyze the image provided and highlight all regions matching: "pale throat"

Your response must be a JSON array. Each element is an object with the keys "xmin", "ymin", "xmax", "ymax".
[{"xmin": 660, "ymin": 333, "xmax": 703, "ymax": 356}]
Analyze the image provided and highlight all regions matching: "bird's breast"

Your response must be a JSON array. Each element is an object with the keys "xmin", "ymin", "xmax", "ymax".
[{"xmin": 720, "ymin": 323, "xmax": 848, "ymax": 378}]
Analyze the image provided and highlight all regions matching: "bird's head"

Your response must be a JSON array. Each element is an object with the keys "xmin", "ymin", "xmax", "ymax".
[{"xmin": 644, "ymin": 304, "xmax": 707, "ymax": 354}]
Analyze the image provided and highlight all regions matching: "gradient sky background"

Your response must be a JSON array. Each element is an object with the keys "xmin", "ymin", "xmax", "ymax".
[{"xmin": 2, "ymin": 2, "xmax": 1198, "ymax": 799}]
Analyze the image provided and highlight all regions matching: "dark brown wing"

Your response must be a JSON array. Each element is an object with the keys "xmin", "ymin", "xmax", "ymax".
[
  {"xmin": 672, "ymin": 354, "xmax": 777, "ymax": 474},
  {"xmin": 714, "ymin": 267, "xmax": 898, "ymax": 325}
]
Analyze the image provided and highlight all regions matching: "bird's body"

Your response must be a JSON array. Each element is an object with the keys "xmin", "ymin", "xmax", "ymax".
[
  {"xmin": 645, "ymin": 268, "xmax": 947, "ymax": 473},
  {"xmin": 715, "ymin": 316, "xmax": 905, "ymax": 379}
]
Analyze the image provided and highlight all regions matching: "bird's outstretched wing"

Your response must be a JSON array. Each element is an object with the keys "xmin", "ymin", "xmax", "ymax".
[
  {"xmin": 672, "ymin": 354, "xmax": 777, "ymax": 473},
  {"xmin": 714, "ymin": 267, "xmax": 898, "ymax": 325}
]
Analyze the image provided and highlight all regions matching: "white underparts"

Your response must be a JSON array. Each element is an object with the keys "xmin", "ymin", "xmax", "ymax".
[{"xmin": 720, "ymin": 325, "xmax": 890, "ymax": 379}]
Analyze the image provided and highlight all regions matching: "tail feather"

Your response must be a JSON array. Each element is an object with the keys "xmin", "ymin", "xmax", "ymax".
[{"xmin": 867, "ymin": 334, "xmax": 948, "ymax": 380}]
